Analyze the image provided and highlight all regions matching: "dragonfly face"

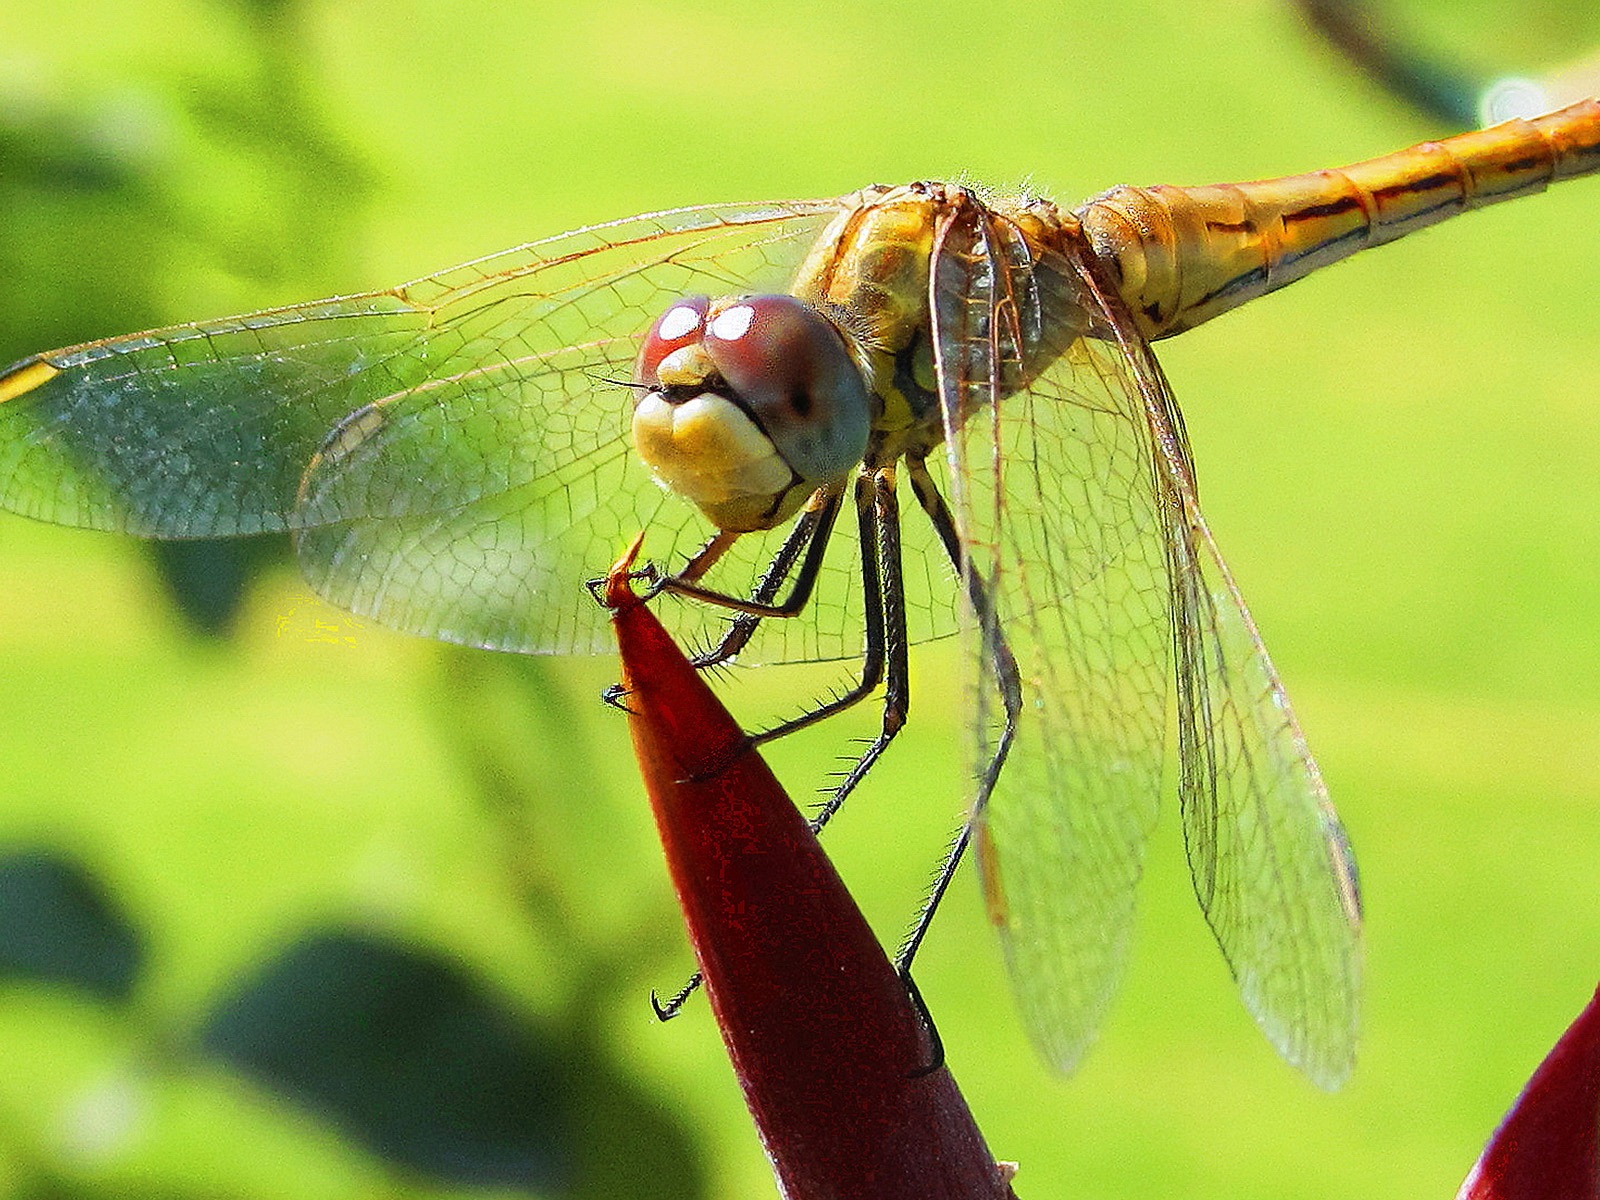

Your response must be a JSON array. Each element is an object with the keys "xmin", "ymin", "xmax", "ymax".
[{"xmin": 632, "ymin": 293, "xmax": 872, "ymax": 533}]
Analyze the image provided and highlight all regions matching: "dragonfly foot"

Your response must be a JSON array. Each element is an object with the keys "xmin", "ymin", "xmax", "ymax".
[
  {"xmin": 600, "ymin": 682, "xmax": 634, "ymax": 713},
  {"xmin": 900, "ymin": 966, "xmax": 946, "ymax": 1078},
  {"xmin": 651, "ymin": 970, "xmax": 704, "ymax": 1021},
  {"xmin": 585, "ymin": 561, "xmax": 665, "ymax": 607}
]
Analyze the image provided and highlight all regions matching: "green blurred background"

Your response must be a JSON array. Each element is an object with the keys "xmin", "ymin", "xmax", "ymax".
[{"xmin": 0, "ymin": 0, "xmax": 1597, "ymax": 1196}]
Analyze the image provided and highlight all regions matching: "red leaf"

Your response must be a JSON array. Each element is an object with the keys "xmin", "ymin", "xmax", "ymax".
[
  {"xmin": 605, "ymin": 551, "xmax": 1018, "ymax": 1199},
  {"xmin": 1458, "ymin": 981, "xmax": 1600, "ymax": 1200}
]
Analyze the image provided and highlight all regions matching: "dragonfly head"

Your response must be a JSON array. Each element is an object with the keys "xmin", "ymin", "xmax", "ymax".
[{"xmin": 632, "ymin": 294, "xmax": 871, "ymax": 532}]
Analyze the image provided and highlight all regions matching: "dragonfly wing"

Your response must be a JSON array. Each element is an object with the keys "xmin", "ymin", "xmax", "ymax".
[
  {"xmin": 1081, "ymin": 248, "xmax": 1362, "ymax": 1088},
  {"xmin": 926, "ymin": 204, "xmax": 1172, "ymax": 1075},
  {"xmin": 0, "ymin": 200, "xmax": 845, "ymax": 654},
  {"xmin": 1171, "ymin": 503, "xmax": 1362, "ymax": 1088},
  {"xmin": 292, "ymin": 197, "xmax": 967, "ymax": 659},
  {"xmin": 929, "ymin": 201, "xmax": 1361, "ymax": 1085},
  {"xmin": 0, "ymin": 296, "xmax": 432, "ymax": 536}
]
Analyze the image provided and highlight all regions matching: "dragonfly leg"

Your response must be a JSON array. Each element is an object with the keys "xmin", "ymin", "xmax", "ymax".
[
  {"xmin": 641, "ymin": 469, "xmax": 912, "ymax": 1017},
  {"xmin": 902, "ymin": 964, "xmax": 947, "ymax": 1078},
  {"xmin": 598, "ymin": 488, "xmax": 840, "ymax": 780},
  {"xmin": 654, "ymin": 484, "xmax": 844, "ymax": 625},
  {"xmin": 600, "ymin": 682, "xmax": 634, "ymax": 713},
  {"xmin": 684, "ymin": 485, "xmax": 843, "ymax": 669},
  {"xmin": 643, "ymin": 466, "xmax": 921, "ymax": 1022},
  {"xmin": 660, "ymin": 469, "xmax": 900, "ymax": 749},
  {"xmin": 895, "ymin": 458, "xmax": 1023, "ymax": 974},
  {"xmin": 673, "ymin": 467, "xmax": 904, "ymax": 812},
  {"xmin": 743, "ymin": 470, "xmax": 889, "ymax": 749},
  {"xmin": 650, "ymin": 970, "xmax": 704, "ymax": 1021},
  {"xmin": 802, "ymin": 463, "xmax": 910, "ymax": 834}
]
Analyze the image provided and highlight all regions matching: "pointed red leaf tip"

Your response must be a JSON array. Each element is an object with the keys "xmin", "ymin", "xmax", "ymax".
[
  {"xmin": 603, "ymin": 543, "xmax": 1017, "ymax": 1200},
  {"xmin": 1457, "ymin": 981, "xmax": 1600, "ymax": 1200}
]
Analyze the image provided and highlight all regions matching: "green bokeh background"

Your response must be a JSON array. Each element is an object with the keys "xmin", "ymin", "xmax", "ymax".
[{"xmin": 1, "ymin": 0, "xmax": 1598, "ymax": 1196}]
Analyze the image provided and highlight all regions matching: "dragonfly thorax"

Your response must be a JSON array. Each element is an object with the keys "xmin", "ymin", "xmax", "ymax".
[{"xmin": 632, "ymin": 293, "xmax": 872, "ymax": 533}]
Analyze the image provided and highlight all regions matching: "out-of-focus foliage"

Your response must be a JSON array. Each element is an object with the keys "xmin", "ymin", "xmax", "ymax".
[
  {"xmin": 0, "ymin": 0, "xmax": 372, "ymax": 636},
  {"xmin": 1295, "ymin": 0, "xmax": 1600, "ymax": 126},
  {"xmin": 200, "ymin": 929, "xmax": 566, "ymax": 1193},
  {"xmin": 0, "ymin": 851, "xmax": 142, "ymax": 1002}
]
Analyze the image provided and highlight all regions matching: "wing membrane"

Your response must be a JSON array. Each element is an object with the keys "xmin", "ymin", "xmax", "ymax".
[
  {"xmin": 928, "ymin": 210, "xmax": 1171, "ymax": 1073},
  {"xmin": 0, "ymin": 299, "xmax": 431, "ymax": 535},
  {"xmin": 1170, "ymin": 507, "xmax": 1363, "ymax": 1087},
  {"xmin": 933, "ymin": 207, "xmax": 1361, "ymax": 1083},
  {"xmin": 0, "ymin": 200, "xmax": 889, "ymax": 654},
  {"xmin": 1080, "ymin": 254, "xmax": 1364, "ymax": 1089},
  {"xmin": 0, "ymin": 195, "xmax": 973, "ymax": 659}
]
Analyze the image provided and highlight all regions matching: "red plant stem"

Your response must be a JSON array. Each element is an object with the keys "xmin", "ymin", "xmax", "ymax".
[{"xmin": 605, "ymin": 550, "xmax": 1018, "ymax": 1199}]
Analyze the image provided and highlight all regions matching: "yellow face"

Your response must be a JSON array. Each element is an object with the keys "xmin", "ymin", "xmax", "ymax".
[{"xmin": 631, "ymin": 294, "xmax": 873, "ymax": 533}]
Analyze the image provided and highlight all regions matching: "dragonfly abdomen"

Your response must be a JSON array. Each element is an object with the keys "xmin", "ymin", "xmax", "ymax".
[{"xmin": 1077, "ymin": 98, "xmax": 1600, "ymax": 340}]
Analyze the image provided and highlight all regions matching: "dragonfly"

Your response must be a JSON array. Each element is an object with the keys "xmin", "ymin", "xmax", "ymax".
[{"xmin": 2, "ymin": 100, "xmax": 1596, "ymax": 1092}]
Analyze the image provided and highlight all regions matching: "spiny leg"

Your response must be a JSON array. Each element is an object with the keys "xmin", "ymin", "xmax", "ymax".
[
  {"xmin": 650, "ymin": 970, "xmax": 704, "ymax": 1021},
  {"xmin": 803, "ymin": 462, "xmax": 910, "ymax": 835},
  {"xmin": 744, "ymin": 470, "xmax": 889, "ymax": 750},
  {"xmin": 661, "ymin": 476, "xmax": 890, "ymax": 765},
  {"xmin": 649, "ymin": 471, "xmax": 894, "ymax": 1020},
  {"xmin": 673, "ymin": 528, "xmax": 741, "ymax": 587},
  {"xmin": 606, "ymin": 490, "xmax": 839, "ymax": 715},
  {"xmin": 688, "ymin": 524, "xmax": 813, "ymax": 668},
  {"xmin": 656, "ymin": 484, "xmax": 844, "ymax": 623},
  {"xmin": 663, "ymin": 466, "xmax": 905, "ymax": 817},
  {"xmin": 661, "ymin": 469, "xmax": 901, "ymax": 749},
  {"xmin": 588, "ymin": 523, "xmax": 741, "ymax": 610},
  {"xmin": 896, "ymin": 457, "xmax": 1022, "ymax": 974}
]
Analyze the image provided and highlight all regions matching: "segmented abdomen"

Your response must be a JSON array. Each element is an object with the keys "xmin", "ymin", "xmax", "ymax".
[{"xmin": 1077, "ymin": 98, "xmax": 1600, "ymax": 339}]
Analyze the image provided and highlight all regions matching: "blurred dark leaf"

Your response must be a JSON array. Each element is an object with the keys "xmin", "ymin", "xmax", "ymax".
[
  {"xmin": 198, "ymin": 926, "xmax": 711, "ymax": 1197},
  {"xmin": 565, "ymin": 1056, "xmax": 707, "ymax": 1200},
  {"xmin": 0, "ymin": 849, "xmax": 143, "ymax": 1001},
  {"xmin": 198, "ymin": 927, "xmax": 575, "ymax": 1191},
  {"xmin": 150, "ymin": 536, "xmax": 288, "ymax": 638}
]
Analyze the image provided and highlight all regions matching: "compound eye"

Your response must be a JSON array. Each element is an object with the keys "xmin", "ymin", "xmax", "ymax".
[
  {"xmin": 701, "ymin": 295, "xmax": 871, "ymax": 486},
  {"xmin": 636, "ymin": 295, "xmax": 711, "ymax": 385}
]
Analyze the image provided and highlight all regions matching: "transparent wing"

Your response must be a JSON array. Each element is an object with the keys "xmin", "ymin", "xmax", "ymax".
[
  {"xmin": 286, "ymin": 202, "xmax": 849, "ymax": 655},
  {"xmin": 0, "ymin": 199, "xmax": 920, "ymax": 656},
  {"xmin": 1170, "ymin": 503, "xmax": 1363, "ymax": 1087},
  {"xmin": 1082, "ymin": 254, "xmax": 1363, "ymax": 1089},
  {"xmin": 927, "ymin": 207, "xmax": 1170, "ymax": 1076},
  {"xmin": 931, "ymin": 210, "xmax": 1361, "ymax": 1085}
]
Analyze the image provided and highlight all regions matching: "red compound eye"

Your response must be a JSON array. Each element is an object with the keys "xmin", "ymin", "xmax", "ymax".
[
  {"xmin": 701, "ymin": 294, "xmax": 871, "ymax": 486},
  {"xmin": 636, "ymin": 295, "xmax": 710, "ymax": 385},
  {"xmin": 700, "ymin": 295, "xmax": 833, "ymax": 411}
]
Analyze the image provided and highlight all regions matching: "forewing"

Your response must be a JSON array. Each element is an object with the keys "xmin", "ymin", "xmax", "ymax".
[
  {"xmin": 0, "ymin": 296, "xmax": 432, "ymax": 536},
  {"xmin": 290, "ymin": 202, "xmax": 854, "ymax": 654},
  {"xmin": 0, "ymin": 200, "xmax": 849, "ymax": 654},
  {"xmin": 927, "ymin": 206, "xmax": 1172, "ymax": 1076},
  {"xmin": 1083, "ymin": 251, "xmax": 1362, "ymax": 1087}
]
